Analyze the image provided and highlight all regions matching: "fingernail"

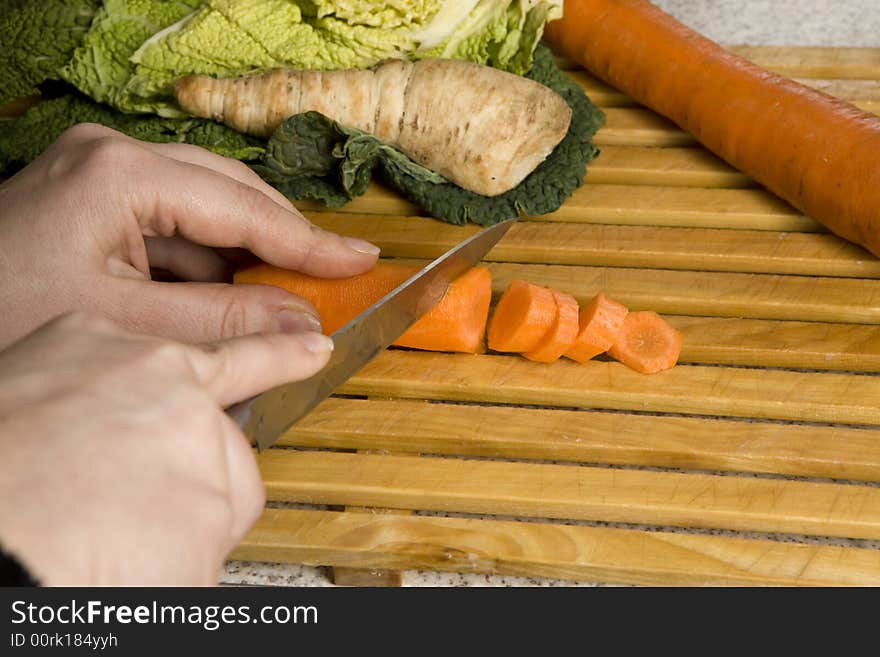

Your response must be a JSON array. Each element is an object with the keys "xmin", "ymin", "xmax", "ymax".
[
  {"xmin": 276, "ymin": 308, "xmax": 322, "ymax": 334},
  {"xmin": 298, "ymin": 331, "xmax": 334, "ymax": 354},
  {"xmin": 342, "ymin": 236, "xmax": 381, "ymax": 256}
]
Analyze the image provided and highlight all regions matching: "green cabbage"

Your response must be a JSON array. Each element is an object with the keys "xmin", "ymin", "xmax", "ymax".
[
  {"xmin": 59, "ymin": 0, "xmax": 203, "ymax": 116},
  {"xmin": 53, "ymin": 0, "xmax": 562, "ymax": 115},
  {"xmin": 0, "ymin": 0, "xmax": 101, "ymax": 106}
]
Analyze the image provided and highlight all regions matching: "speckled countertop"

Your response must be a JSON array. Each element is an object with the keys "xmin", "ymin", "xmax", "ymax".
[{"xmin": 222, "ymin": 0, "xmax": 880, "ymax": 588}]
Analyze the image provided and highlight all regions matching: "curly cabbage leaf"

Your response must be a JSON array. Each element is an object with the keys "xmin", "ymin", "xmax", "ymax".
[
  {"xmin": 48, "ymin": 0, "xmax": 561, "ymax": 115},
  {"xmin": 0, "ymin": 0, "xmax": 101, "ymax": 105}
]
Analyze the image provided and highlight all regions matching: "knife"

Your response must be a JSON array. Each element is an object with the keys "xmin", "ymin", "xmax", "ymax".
[{"xmin": 227, "ymin": 218, "xmax": 515, "ymax": 450}]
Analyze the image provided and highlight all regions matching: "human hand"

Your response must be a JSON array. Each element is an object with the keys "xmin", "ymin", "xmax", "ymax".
[
  {"xmin": 0, "ymin": 310, "xmax": 333, "ymax": 586},
  {"xmin": 0, "ymin": 123, "xmax": 380, "ymax": 350}
]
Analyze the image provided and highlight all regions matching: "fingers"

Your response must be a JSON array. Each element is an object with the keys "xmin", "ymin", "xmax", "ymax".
[
  {"xmin": 188, "ymin": 330, "xmax": 334, "ymax": 407},
  {"xmin": 137, "ymin": 140, "xmax": 295, "ymax": 212},
  {"xmin": 94, "ymin": 278, "xmax": 323, "ymax": 344},
  {"xmin": 145, "ymin": 236, "xmax": 229, "ymax": 282},
  {"xmin": 130, "ymin": 154, "xmax": 380, "ymax": 277},
  {"xmin": 217, "ymin": 414, "xmax": 266, "ymax": 548},
  {"xmin": 58, "ymin": 123, "xmax": 381, "ymax": 278}
]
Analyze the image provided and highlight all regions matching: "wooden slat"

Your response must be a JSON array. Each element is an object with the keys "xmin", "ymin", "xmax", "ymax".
[
  {"xmin": 570, "ymin": 70, "xmax": 880, "ymax": 115},
  {"xmin": 566, "ymin": 69, "xmax": 635, "ymax": 107},
  {"xmin": 339, "ymin": 351, "xmax": 880, "ymax": 426},
  {"xmin": 304, "ymin": 184, "xmax": 820, "ymax": 231},
  {"xmin": 308, "ymin": 214, "xmax": 873, "ymax": 277},
  {"xmin": 282, "ymin": 398, "xmax": 880, "ymax": 481},
  {"xmin": 792, "ymin": 77, "xmax": 880, "ymax": 114},
  {"xmin": 538, "ymin": 184, "xmax": 817, "ymax": 230},
  {"xmin": 258, "ymin": 450, "xmax": 880, "ymax": 540},
  {"xmin": 727, "ymin": 45, "xmax": 880, "ymax": 80},
  {"xmin": 330, "ymin": 507, "xmax": 407, "ymax": 587},
  {"xmin": 595, "ymin": 102, "xmax": 878, "ymax": 147},
  {"xmin": 233, "ymin": 508, "xmax": 880, "ymax": 587},
  {"xmin": 585, "ymin": 146, "xmax": 754, "ymax": 188},
  {"xmin": 670, "ymin": 315, "xmax": 880, "ymax": 372},
  {"xmin": 486, "ymin": 261, "xmax": 880, "ymax": 323},
  {"xmin": 595, "ymin": 108, "xmax": 696, "ymax": 147}
]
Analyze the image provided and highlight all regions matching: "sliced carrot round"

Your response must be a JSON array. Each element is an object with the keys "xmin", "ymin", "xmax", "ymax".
[
  {"xmin": 394, "ymin": 265, "xmax": 493, "ymax": 354},
  {"xmin": 522, "ymin": 290, "xmax": 579, "ymax": 363},
  {"xmin": 487, "ymin": 279, "xmax": 557, "ymax": 353},
  {"xmin": 607, "ymin": 311, "xmax": 683, "ymax": 374},
  {"xmin": 565, "ymin": 292, "xmax": 629, "ymax": 363}
]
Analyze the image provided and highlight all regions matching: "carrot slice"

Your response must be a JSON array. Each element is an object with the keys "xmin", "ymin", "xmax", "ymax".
[
  {"xmin": 234, "ymin": 262, "xmax": 493, "ymax": 353},
  {"xmin": 564, "ymin": 293, "xmax": 629, "ymax": 363},
  {"xmin": 486, "ymin": 279, "xmax": 557, "ymax": 353},
  {"xmin": 522, "ymin": 290, "xmax": 579, "ymax": 363},
  {"xmin": 394, "ymin": 266, "xmax": 493, "ymax": 354},
  {"xmin": 607, "ymin": 311, "xmax": 683, "ymax": 374}
]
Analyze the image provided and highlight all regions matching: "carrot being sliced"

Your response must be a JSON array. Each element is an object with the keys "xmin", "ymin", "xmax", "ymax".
[
  {"xmin": 235, "ymin": 261, "xmax": 414, "ymax": 335},
  {"xmin": 564, "ymin": 292, "xmax": 629, "ymax": 363},
  {"xmin": 607, "ymin": 311, "xmax": 683, "ymax": 374},
  {"xmin": 486, "ymin": 279, "xmax": 557, "ymax": 353},
  {"xmin": 234, "ymin": 261, "xmax": 493, "ymax": 354},
  {"xmin": 522, "ymin": 290, "xmax": 579, "ymax": 363}
]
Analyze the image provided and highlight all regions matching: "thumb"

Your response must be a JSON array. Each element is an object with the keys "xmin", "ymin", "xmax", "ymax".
[{"xmin": 97, "ymin": 278, "xmax": 323, "ymax": 343}]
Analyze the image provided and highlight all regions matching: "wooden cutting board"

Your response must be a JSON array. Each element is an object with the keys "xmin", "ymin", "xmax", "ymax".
[{"xmin": 228, "ymin": 45, "xmax": 880, "ymax": 586}]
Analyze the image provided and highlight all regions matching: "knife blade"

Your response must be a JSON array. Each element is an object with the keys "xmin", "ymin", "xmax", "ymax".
[{"xmin": 227, "ymin": 218, "xmax": 515, "ymax": 450}]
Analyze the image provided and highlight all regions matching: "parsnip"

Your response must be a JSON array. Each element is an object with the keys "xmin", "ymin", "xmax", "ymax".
[{"xmin": 174, "ymin": 58, "xmax": 572, "ymax": 197}]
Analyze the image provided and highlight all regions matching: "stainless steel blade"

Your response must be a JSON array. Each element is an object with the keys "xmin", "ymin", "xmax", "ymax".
[{"xmin": 227, "ymin": 218, "xmax": 515, "ymax": 450}]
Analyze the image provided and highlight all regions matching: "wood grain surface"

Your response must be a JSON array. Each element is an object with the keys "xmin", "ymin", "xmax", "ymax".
[{"xmin": 143, "ymin": 45, "xmax": 880, "ymax": 585}]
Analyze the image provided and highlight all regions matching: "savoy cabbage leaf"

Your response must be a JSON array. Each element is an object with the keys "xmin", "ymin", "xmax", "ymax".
[{"xmin": 0, "ymin": 0, "xmax": 101, "ymax": 105}]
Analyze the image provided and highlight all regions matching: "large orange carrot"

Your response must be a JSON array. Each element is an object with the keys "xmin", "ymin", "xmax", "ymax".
[
  {"xmin": 607, "ymin": 310, "xmax": 682, "ymax": 374},
  {"xmin": 486, "ymin": 279, "xmax": 557, "ymax": 353},
  {"xmin": 544, "ymin": 1, "xmax": 880, "ymax": 257},
  {"xmin": 234, "ymin": 262, "xmax": 492, "ymax": 354},
  {"xmin": 522, "ymin": 289, "xmax": 579, "ymax": 363},
  {"xmin": 564, "ymin": 292, "xmax": 629, "ymax": 363}
]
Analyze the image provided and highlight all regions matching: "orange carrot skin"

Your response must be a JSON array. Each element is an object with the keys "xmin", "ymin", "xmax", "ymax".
[
  {"xmin": 564, "ymin": 292, "xmax": 629, "ymax": 363},
  {"xmin": 487, "ymin": 279, "xmax": 557, "ymax": 353},
  {"xmin": 234, "ymin": 262, "xmax": 492, "ymax": 353},
  {"xmin": 607, "ymin": 310, "xmax": 682, "ymax": 374},
  {"xmin": 235, "ymin": 262, "xmax": 415, "ymax": 335},
  {"xmin": 544, "ymin": 1, "xmax": 880, "ymax": 257},
  {"xmin": 522, "ymin": 289, "xmax": 579, "ymax": 363}
]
